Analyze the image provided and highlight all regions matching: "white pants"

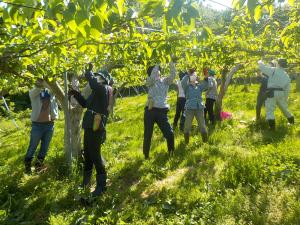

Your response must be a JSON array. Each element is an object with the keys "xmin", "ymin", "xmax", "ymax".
[{"xmin": 265, "ymin": 91, "xmax": 293, "ymax": 120}]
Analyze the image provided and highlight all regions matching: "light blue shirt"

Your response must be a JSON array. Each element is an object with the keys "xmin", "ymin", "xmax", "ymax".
[
  {"xmin": 206, "ymin": 76, "xmax": 218, "ymax": 100},
  {"xmin": 181, "ymin": 75, "xmax": 208, "ymax": 110}
]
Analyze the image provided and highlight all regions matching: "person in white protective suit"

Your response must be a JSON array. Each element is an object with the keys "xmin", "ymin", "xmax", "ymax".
[{"xmin": 258, "ymin": 58, "xmax": 295, "ymax": 130}]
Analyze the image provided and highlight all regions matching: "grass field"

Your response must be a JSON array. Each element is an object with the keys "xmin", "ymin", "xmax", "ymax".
[{"xmin": 0, "ymin": 83, "xmax": 299, "ymax": 225}]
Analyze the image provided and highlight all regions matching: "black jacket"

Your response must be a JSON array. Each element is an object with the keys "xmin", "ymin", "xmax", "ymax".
[{"xmin": 73, "ymin": 71, "xmax": 109, "ymax": 129}]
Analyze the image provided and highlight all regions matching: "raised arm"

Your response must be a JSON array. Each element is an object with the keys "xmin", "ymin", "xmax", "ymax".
[
  {"xmin": 29, "ymin": 87, "xmax": 41, "ymax": 98},
  {"xmin": 200, "ymin": 80, "xmax": 208, "ymax": 91},
  {"xmin": 146, "ymin": 65, "xmax": 159, "ymax": 87},
  {"xmin": 69, "ymin": 90, "xmax": 87, "ymax": 108},
  {"xmin": 163, "ymin": 62, "xmax": 176, "ymax": 85},
  {"xmin": 85, "ymin": 71, "xmax": 103, "ymax": 91},
  {"xmin": 258, "ymin": 60, "xmax": 275, "ymax": 77}
]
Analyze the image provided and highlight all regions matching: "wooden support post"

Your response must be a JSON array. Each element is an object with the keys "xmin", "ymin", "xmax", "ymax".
[{"xmin": 63, "ymin": 72, "xmax": 72, "ymax": 173}]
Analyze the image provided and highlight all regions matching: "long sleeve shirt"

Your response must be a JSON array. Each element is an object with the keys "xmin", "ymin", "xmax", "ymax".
[
  {"xmin": 146, "ymin": 62, "xmax": 176, "ymax": 109},
  {"xmin": 205, "ymin": 76, "xmax": 218, "ymax": 100},
  {"xmin": 73, "ymin": 71, "xmax": 109, "ymax": 129},
  {"xmin": 29, "ymin": 87, "xmax": 58, "ymax": 122},
  {"xmin": 181, "ymin": 75, "xmax": 208, "ymax": 110},
  {"xmin": 258, "ymin": 62, "xmax": 291, "ymax": 95}
]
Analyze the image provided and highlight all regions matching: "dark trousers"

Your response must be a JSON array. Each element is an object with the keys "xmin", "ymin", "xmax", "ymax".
[
  {"xmin": 204, "ymin": 98, "xmax": 216, "ymax": 124},
  {"xmin": 256, "ymin": 91, "xmax": 267, "ymax": 119},
  {"xmin": 143, "ymin": 108, "xmax": 174, "ymax": 158},
  {"xmin": 173, "ymin": 97, "xmax": 186, "ymax": 131},
  {"xmin": 83, "ymin": 128, "xmax": 106, "ymax": 175}
]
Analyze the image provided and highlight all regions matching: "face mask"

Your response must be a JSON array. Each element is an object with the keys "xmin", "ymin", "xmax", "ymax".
[{"xmin": 190, "ymin": 74, "xmax": 197, "ymax": 83}]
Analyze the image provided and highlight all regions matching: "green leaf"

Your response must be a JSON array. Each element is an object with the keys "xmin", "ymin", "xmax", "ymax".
[
  {"xmin": 77, "ymin": 37, "xmax": 85, "ymax": 48},
  {"xmin": 187, "ymin": 4, "xmax": 199, "ymax": 18},
  {"xmin": 247, "ymin": 0, "xmax": 257, "ymax": 16},
  {"xmin": 90, "ymin": 28, "xmax": 101, "ymax": 40},
  {"xmin": 269, "ymin": 5, "xmax": 275, "ymax": 17},
  {"xmin": 90, "ymin": 15, "xmax": 102, "ymax": 31},
  {"xmin": 169, "ymin": 0, "xmax": 183, "ymax": 18},
  {"xmin": 233, "ymin": 0, "xmax": 246, "ymax": 10},
  {"xmin": 75, "ymin": 10, "xmax": 88, "ymax": 26},
  {"xmin": 254, "ymin": 5, "xmax": 262, "ymax": 22},
  {"xmin": 145, "ymin": 45, "xmax": 152, "ymax": 58},
  {"xmin": 77, "ymin": 24, "xmax": 87, "ymax": 37},
  {"xmin": 116, "ymin": 0, "xmax": 125, "ymax": 17},
  {"xmin": 288, "ymin": 0, "xmax": 295, "ymax": 6},
  {"xmin": 67, "ymin": 20, "xmax": 77, "ymax": 33},
  {"xmin": 63, "ymin": 11, "xmax": 73, "ymax": 23}
]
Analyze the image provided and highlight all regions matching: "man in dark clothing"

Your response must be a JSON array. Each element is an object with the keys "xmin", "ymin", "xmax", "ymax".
[
  {"xmin": 69, "ymin": 64, "xmax": 109, "ymax": 197},
  {"xmin": 173, "ymin": 71, "xmax": 187, "ymax": 131},
  {"xmin": 143, "ymin": 62, "xmax": 176, "ymax": 159}
]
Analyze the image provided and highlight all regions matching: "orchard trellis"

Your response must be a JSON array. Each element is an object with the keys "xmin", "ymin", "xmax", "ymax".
[{"xmin": 0, "ymin": 0, "xmax": 299, "ymax": 171}]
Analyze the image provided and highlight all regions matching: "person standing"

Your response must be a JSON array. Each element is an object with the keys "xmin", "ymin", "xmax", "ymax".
[
  {"xmin": 204, "ymin": 69, "xmax": 218, "ymax": 125},
  {"xmin": 69, "ymin": 64, "xmax": 110, "ymax": 197},
  {"xmin": 258, "ymin": 59, "xmax": 294, "ymax": 129},
  {"xmin": 181, "ymin": 69, "xmax": 208, "ymax": 144},
  {"xmin": 173, "ymin": 71, "xmax": 187, "ymax": 131},
  {"xmin": 143, "ymin": 62, "xmax": 176, "ymax": 159},
  {"xmin": 24, "ymin": 79, "xmax": 58, "ymax": 174}
]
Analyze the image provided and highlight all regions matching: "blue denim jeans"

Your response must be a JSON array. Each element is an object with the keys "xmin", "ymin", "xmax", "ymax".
[{"xmin": 25, "ymin": 122, "xmax": 54, "ymax": 162}]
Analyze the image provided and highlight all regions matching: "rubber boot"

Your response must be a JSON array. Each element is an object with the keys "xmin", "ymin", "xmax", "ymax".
[
  {"xmin": 35, "ymin": 158, "xmax": 44, "ymax": 172},
  {"xmin": 201, "ymin": 132, "xmax": 208, "ymax": 143},
  {"xmin": 82, "ymin": 169, "xmax": 93, "ymax": 188},
  {"xmin": 167, "ymin": 136, "xmax": 175, "ymax": 156},
  {"xmin": 24, "ymin": 160, "xmax": 32, "ymax": 174},
  {"xmin": 184, "ymin": 133, "xmax": 189, "ymax": 145},
  {"xmin": 287, "ymin": 116, "xmax": 294, "ymax": 125},
  {"xmin": 91, "ymin": 173, "xmax": 107, "ymax": 197},
  {"xmin": 268, "ymin": 119, "xmax": 275, "ymax": 130}
]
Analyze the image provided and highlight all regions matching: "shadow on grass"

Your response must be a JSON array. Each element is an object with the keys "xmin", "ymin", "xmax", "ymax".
[
  {"xmin": 248, "ymin": 119, "xmax": 290, "ymax": 145},
  {"xmin": 0, "ymin": 153, "xmax": 81, "ymax": 225}
]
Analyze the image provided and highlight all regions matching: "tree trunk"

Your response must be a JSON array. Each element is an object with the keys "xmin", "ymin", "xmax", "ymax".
[
  {"xmin": 215, "ymin": 64, "xmax": 242, "ymax": 121},
  {"xmin": 46, "ymin": 79, "xmax": 83, "ymax": 162},
  {"xmin": 69, "ymin": 106, "xmax": 83, "ymax": 157}
]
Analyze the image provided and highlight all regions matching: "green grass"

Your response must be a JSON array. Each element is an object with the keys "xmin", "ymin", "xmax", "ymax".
[{"xmin": 0, "ymin": 83, "xmax": 299, "ymax": 225}]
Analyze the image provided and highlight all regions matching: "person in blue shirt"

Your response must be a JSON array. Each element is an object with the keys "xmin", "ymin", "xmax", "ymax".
[
  {"xmin": 181, "ymin": 69, "xmax": 208, "ymax": 144},
  {"xmin": 143, "ymin": 62, "xmax": 176, "ymax": 159}
]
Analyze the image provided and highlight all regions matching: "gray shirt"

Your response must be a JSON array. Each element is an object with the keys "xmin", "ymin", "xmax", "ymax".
[
  {"xmin": 206, "ymin": 76, "xmax": 218, "ymax": 100},
  {"xmin": 146, "ymin": 63, "xmax": 176, "ymax": 109},
  {"xmin": 29, "ymin": 87, "xmax": 59, "ymax": 122}
]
